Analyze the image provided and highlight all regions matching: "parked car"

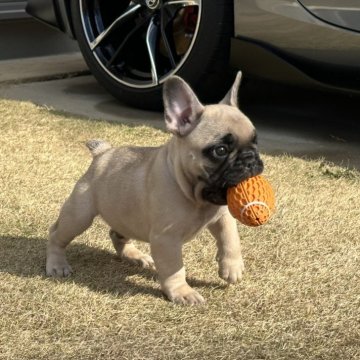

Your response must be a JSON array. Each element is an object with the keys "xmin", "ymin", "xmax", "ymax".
[{"xmin": 26, "ymin": 0, "xmax": 360, "ymax": 109}]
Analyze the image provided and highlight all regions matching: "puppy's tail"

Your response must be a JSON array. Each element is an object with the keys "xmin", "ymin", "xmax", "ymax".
[{"xmin": 86, "ymin": 139, "xmax": 112, "ymax": 157}]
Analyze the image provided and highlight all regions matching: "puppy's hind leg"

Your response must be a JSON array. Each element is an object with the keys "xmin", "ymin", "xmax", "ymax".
[
  {"xmin": 109, "ymin": 230, "xmax": 154, "ymax": 269},
  {"xmin": 46, "ymin": 181, "xmax": 96, "ymax": 277}
]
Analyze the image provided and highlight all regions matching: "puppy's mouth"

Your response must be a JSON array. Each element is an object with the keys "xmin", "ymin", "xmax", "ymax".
[{"xmin": 201, "ymin": 151, "xmax": 264, "ymax": 205}]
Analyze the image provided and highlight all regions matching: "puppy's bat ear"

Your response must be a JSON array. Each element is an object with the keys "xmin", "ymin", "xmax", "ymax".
[
  {"xmin": 163, "ymin": 76, "xmax": 204, "ymax": 137},
  {"xmin": 220, "ymin": 71, "xmax": 242, "ymax": 108}
]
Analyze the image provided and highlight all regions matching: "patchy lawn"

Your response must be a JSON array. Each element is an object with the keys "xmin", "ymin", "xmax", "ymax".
[{"xmin": 0, "ymin": 99, "xmax": 359, "ymax": 360}]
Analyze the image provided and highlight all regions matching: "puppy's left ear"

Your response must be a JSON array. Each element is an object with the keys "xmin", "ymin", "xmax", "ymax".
[
  {"xmin": 220, "ymin": 71, "xmax": 242, "ymax": 108},
  {"xmin": 163, "ymin": 76, "xmax": 204, "ymax": 137}
]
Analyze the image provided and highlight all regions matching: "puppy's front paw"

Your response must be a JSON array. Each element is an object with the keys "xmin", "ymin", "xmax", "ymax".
[
  {"xmin": 165, "ymin": 284, "xmax": 205, "ymax": 305},
  {"xmin": 46, "ymin": 256, "xmax": 73, "ymax": 277},
  {"xmin": 218, "ymin": 257, "xmax": 245, "ymax": 284}
]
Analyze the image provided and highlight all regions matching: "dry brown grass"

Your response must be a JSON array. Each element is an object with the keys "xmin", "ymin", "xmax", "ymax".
[{"xmin": 0, "ymin": 99, "xmax": 359, "ymax": 360}]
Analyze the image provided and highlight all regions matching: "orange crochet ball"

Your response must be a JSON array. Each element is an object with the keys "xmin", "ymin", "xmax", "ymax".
[{"xmin": 227, "ymin": 175, "xmax": 275, "ymax": 227}]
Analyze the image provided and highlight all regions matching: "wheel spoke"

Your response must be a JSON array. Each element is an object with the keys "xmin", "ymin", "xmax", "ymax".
[
  {"xmin": 90, "ymin": 3, "xmax": 141, "ymax": 51},
  {"xmin": 146, "ymin": 17, "xmax": 160, "ymax": 85},
  {"xmin": 164, "ymin": 0, "xmax": 200, "ymax": 7},
  {"xmin": 81, "ymin": 0, "xmax": 202, "ymax": 89},
  {"xmin": 106, "ymin": 15, "xmax": 150, "ymax": 68},
  {"xmin": 160, "ymin": 7, "xmax": 177, "ymax": 68}
]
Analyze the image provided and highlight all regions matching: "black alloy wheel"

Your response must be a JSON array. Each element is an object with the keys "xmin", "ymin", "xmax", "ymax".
[{"xmin": 71, "ymin": 0, "xmax": 233, "ymax": 110}]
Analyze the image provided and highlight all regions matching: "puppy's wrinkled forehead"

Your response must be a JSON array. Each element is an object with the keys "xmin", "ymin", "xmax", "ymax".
[{"xmin": 195, "ymin": 104, "xmax": 255, "ymax": 146}]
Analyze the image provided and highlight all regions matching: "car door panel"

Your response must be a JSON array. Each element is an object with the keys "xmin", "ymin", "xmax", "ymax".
[
  {"xmin": 234, "ymin": 0, "xmax": 360, "ymax": 89},
  {"xmin": 298, "ymin": 0, "xmax": 360, "ymax": 32}
]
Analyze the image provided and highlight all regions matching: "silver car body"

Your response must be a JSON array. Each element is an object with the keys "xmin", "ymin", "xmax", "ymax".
[{"xmin": 26, "ymin": 0, "xmax": 360, "ymax": 92}]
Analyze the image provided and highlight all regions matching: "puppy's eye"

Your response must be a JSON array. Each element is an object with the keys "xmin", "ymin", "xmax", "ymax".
[{"xmin": 213, "ymin": 145, "xmax": 228, "ymax": 157}]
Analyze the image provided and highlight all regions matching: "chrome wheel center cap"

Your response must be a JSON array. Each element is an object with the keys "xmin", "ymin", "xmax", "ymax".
[{"xmin": 146, "ymin": 0, "xmax": 160, "ymax": 10}]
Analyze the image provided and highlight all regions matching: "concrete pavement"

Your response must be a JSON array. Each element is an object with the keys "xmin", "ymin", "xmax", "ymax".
[
  {"xmin": 0, "ymin": 53, "xmax": 88, "ymax": 84},
  {"xmin": 0, "ymin": 56, "xmax": 359, "ymax": 169},
  {"xmin": 0, "ymin": 18, "xmax": 79, "ymax": 60}
]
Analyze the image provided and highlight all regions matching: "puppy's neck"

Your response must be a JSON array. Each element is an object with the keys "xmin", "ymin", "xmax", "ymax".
[{"xmin": 164, "ymin": 138, "xmax": 208, "ymax": 207}]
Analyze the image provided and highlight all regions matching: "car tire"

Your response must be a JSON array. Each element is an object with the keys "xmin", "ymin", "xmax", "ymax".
[{"xmin": 71, "ymin": 0, "xmax": 233, "ymax": 110}]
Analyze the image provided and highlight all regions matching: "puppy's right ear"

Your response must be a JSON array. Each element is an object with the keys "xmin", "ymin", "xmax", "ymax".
[
  {"xmin": 163, "ymin": 76, "xmax": 204, "ymax": 137},
  {"xmin": 220, "ymin": 71, "xmax": 242, "ymax": 108}
]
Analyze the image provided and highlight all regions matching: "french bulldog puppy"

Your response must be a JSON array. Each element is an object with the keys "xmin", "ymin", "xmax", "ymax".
[{"xmin": 46, "ymin": 72, "xmax": 263, "ymax": 305}]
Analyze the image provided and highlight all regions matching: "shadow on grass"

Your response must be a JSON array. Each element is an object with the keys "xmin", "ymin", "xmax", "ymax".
[{"xmin": 0, "ymin": 235, "xmax": 226, "ymax": 300}]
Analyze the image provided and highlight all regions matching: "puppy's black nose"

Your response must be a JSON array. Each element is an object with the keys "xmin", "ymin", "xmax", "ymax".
[
  {"xmin": 241, "ymin": 149, "xmax": 256, "ymax": 165},
  {"xmin": 240, "ymin": 149, "xmax": 263, "ymax": 175}
]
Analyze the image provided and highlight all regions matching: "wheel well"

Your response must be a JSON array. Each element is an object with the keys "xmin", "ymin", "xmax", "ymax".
[{"xmin": 55, "ymin": 0, "xmax": 76, "ymax": 38}]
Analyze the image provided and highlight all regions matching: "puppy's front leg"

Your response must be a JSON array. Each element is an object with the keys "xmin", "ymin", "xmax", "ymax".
[
  {"xmin": 150, "ymin": 236, "xmax": 205, "ymax": 305},
  {"xmin": 208, "ymin": 211, "xmax": 244, "ymax": 284}
]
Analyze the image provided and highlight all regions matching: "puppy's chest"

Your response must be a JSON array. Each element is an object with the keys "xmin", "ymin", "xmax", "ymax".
[{"xmin": 179, "ymin": 207, "xmax": 221, "ymax": 242}]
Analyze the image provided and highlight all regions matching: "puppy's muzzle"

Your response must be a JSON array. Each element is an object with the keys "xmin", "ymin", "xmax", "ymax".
[
  {"xmin": 202, "ymin": 149, "xmax": 264, "ymax": 205},
  {"xmin": 228, "ymin": 149, "xmax": 264, "ymax": 185}
]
